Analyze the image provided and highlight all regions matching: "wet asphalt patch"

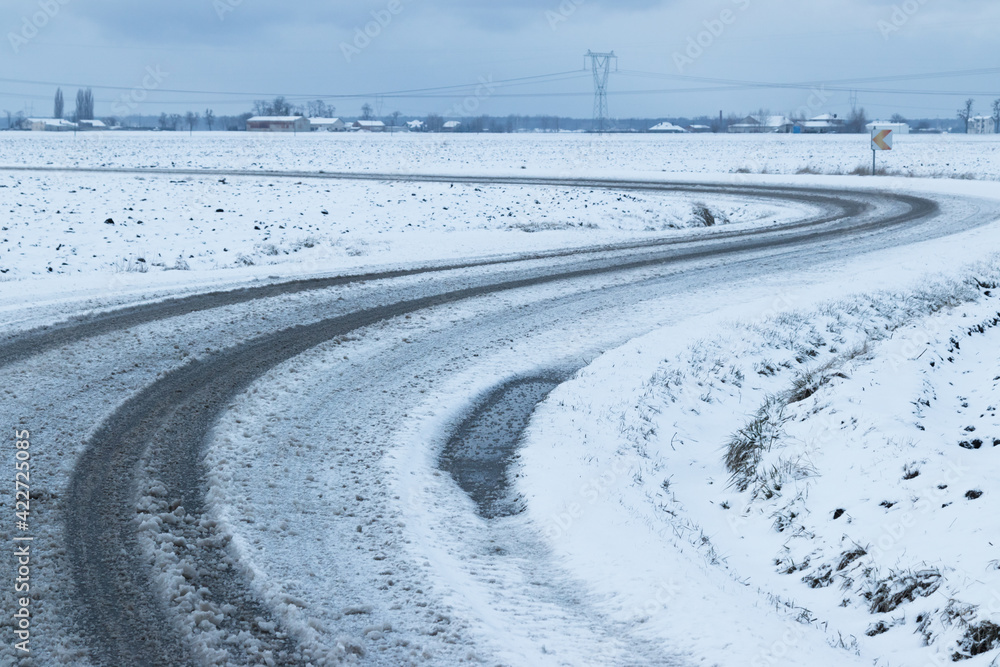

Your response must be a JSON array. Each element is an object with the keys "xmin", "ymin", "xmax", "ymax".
[{"xmin": 439, "ymin": 377, "xmax": 564, "ymax": 519}]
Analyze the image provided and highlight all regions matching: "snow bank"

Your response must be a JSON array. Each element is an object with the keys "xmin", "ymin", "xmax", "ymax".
[{"xmin": 520, "ymin": 256, "xmax": 1000, "ymax": 666}]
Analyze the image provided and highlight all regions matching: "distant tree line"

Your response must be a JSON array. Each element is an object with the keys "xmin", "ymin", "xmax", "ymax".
[
  {"xmin": 5, "ymin": 88, "xmax": 994, "ymax": 135},
  {"xmin": 249, "ymin": 97, "xmax": 337, "ymax": 119}
]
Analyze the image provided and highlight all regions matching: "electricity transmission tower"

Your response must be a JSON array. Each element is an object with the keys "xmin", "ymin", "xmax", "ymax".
[{"xmin": 585, "ymin": 50, "xmax": 617, "ymax": 133}]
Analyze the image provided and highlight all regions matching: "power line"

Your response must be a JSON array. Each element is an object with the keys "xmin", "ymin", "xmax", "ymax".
[
  {"xmin": 618, "ymin": 65, "xmax": 1000, "ymax": 88},
  {"xmin": 2, "ymin": 65, "xmax": 995, "ymax": 102},
  {"xmin": 613, "ymin": 66, "xmax": 1000, "ymax": 99},
  {"xmin": 2, "ymin": 64, "xmax": 996, "ymax": 115},
  {"xmin": 0, "ymin": 71, "xmax": 588, "ymax": 101}
]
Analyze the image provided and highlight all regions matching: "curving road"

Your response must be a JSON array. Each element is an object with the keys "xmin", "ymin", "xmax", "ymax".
[{"xmin": 1, "ymin": 172, "xmax": 994, "ymax": 665}]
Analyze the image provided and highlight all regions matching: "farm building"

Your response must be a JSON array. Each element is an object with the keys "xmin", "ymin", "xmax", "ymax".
[
  {"xmin": 78, "ymin": 119, "xmax": 107, "ymax": 131},
  {"xmin": 797, "ymin": 114, "xmax": 846, "ymax": 134},
  {"xmin": 649, "ymin": 122, "xmax": 687, "ymax": 133},
  {"xmin": 246, "ymin": 116, "xmax": 311, "ymax": 132},
  {"xmin": 406, "ymin": 119, "xmax": 425, "ymax": 131},
  {"xmin": 442, "ymin": 121, "xmax": 462, "ymax": 131},
  {"xmin": 353, "ymin": 120, "xmax": 386, "ymax": 132},
  {"xmin": 866, "ymin": 121, "xmax": 910, "ymax": 135},
  {"xmin": 969, "ymin": 116, "xmax": 996, "ymax": 135},
  {"xmin": 27, "ymin": 118, "xmax": 77, "ymax": 132},
  {"xmin": 728, "ymin": 115, "xmax": 794, "ymax": 133},
  {"xmin": 309, "ymin": 118, "xmax": 346, "ymax": 132}
]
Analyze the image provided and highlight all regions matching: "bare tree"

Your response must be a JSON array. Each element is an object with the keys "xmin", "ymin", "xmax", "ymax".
[
  {"xmin": 846, "ymin": 107, "xmax": 868, "ymax": 133},
  {"xmin": 271, "ymin": 97, "xmax": 291, "ymax": 116},
  {"xmin": 252, "ymin": 97, "xmax": 292, "ymax": 116},
  {"xmin": 75, "ymin": 88, "xmax": 94, "ymax": 121},
  {"xmin": 992, "ymin": 99, "xmax": 1000, "ymax": 134},
  {"xmin": 205, "ymin": 109, "xmax": 215, "ymax": 131},
  {"xmin": 958, "ymin": 98, "xmax": 974, "ymax": 133},
  {"xmin": 168, "ymin": 113, "xmax": 182, "ymax": 131},
  {"xmin": 890, "ymin": 113, "xmax": 907, "ymax": 124},
  {"xmin": 54, "ymin": 88, "xmax": 64, "ymax": 119},
  {"xmin": 307, "ymin": 100, "xmax": 334, "ymax": 118},
  {"xmin": 1, "ymin": 111, "xmax": 26, "ymax": 130},
  {"xmin": 185, "ymin": 111, "xmax": 199, "ymax": 134},
  {"xmin": 389, "ymin": 111, "xmax": 401, "ymax": 132},
  {"xmin": 361, "ymin": 103, "xmax": 374, "ymax": 120},
  {"xmin": 425, "ymin": 113, "xmax": 443, "ymax": 132},
  {"xmin": 158, "ymin": 113, "xmax": 169, "ymax": 130}
]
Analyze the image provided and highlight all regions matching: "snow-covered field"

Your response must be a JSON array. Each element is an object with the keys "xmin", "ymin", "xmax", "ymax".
[
  {"xmin": 2, "ymin": 131, "xmax": 1000, "ymax": 180},
  {"xmin": 3, "ymin": 133, "xmax": 1000, "ymax": 666},
  {"xmin": 0, "ymin": 169, "xmax": 803, "ymax": 280}
]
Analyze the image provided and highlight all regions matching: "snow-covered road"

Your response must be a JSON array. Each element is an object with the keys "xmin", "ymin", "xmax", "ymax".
[{"xmin": 1, "ymin": 172, "xmax": 997, "ymax": 666}]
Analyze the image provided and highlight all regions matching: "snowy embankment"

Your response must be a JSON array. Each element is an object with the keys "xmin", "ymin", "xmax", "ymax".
[{"xmin": 520, "ymin": 252, "xmax": 1000, "ymax": 665}]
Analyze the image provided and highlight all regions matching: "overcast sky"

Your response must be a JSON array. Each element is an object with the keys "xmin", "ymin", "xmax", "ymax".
[{"xmin": 2, "ymin": 0, "xmax": 998, "ymax": 121}]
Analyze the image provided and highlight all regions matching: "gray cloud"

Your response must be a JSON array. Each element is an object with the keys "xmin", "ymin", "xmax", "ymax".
[{"xmin": 1, "ymin": 0, "xmax": 998, "ymax": 120}]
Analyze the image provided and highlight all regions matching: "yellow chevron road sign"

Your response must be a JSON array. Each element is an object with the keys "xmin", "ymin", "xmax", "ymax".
[{"xmin": 872, "ymin": 129, "xmax": 893, "ymax": 151}]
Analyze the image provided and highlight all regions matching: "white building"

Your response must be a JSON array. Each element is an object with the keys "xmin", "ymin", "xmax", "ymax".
[
  {"xmin": 353, "ymin": 120, "xmax": 386, "ymax": 132},
  {"xmin": 309, "ymin": 117, "xmax": 346, "ymax": 132},
  {"xmin": 78, "ymin": 119, "xmax": 107, "ymax": 131},
  {"xmin": 728, "ymin": 115, "xmax": 794, "ymax": 133},
  {"xmin": 442, "ymin": 120, "xmax": 462, "ymax": 131},
  {"xmin": 796, "ymin": 114, "xmax": 846, "ymax": 134},
  {"xmin": 866, "ymin": 121, "xmax": 910, "ymax": 135},
  {"xmin": 969, "ymin": 116, "xmax": 996, "ymax": 135},
  {"xmin": 246, "ymin": 116, "xmax": 311, "ymax": 132},
  {"xmin": 27, "ymin": 118, "xmax": 77, "ymax": 132},
  {"xmin": 648, "ymin": 122, "xmax": 687, "ymax": 133},
  {"xmin": 406, "ymin": 119, "xmax": 424, "ymax": 131}
]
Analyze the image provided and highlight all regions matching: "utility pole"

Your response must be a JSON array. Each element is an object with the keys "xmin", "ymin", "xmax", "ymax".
[{"xmin": 585, "ymin": 50, "xmax": 616, "ymax": 134}]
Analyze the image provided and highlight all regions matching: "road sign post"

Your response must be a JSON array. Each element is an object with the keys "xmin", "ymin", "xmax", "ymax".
[{"xmin": 871, "ymin": 128, "xmax": 893, "ymax": 175}]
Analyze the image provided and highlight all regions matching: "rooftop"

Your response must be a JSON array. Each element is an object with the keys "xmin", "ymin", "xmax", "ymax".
[{"xmin": 247, "ymin": 116, "xmax": 306, "ymax": 122}]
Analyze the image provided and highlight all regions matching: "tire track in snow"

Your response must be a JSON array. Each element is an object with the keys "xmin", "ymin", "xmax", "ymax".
[
  {"xmin": 0, "ymin": 178, "xmax": 956, "ymax": 663},
  {"xmin": 0, "ymin": 178, "xmax": 859, "ymax": 369}
]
